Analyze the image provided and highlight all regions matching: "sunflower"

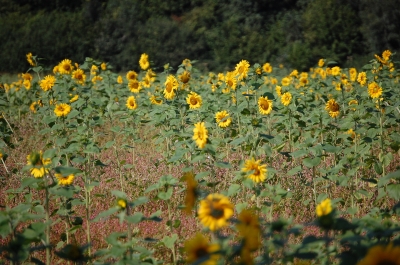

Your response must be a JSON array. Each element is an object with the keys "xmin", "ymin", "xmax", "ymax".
[
  {"xmin": 186, "ymin": 91, "xmax": 202, "ymax": 109},
  {"xmin": 198, "ymin": 193, "xmax": 234, "ymax": 231},
  {"xmin": 225, "ymin": 71, "xmax": 237, "ymax": 90},
  {"xmin": 235, "ymin": 60, "xmax": 250, "ymax": 81},
  {"xmin": 55, "ymin": 173, "xmax": 75, "ymax": 186},
  {"xmin": 141, "ymin": 77, "xmax": 151, "ymax": 88},
  {"xmin": 193, "ymin": 122, "xmax": 208, "ymax": 149},
  {"xmin": 349, "ymin": 68, "xmax": 357, "ymax": 82},
  {"xmin": 40, "ymin": 75, "xmax": 56, "ymax": 91},
  {"xmin": 23, "ymin": 79, "xmax": 31, "ymax": 90},
  {"xmin": 348, "ymin": 99, "xmax": 358, "ymax": 110},
  {"xmin": 275, "ymin": 86, "xmax": 282, "ymax": 97},
  {"xmin": 290, "ymin": 69, "xmax": 299, "ymax": 78},
  {"xmin": 26, "ymin": 151, "xmax": 51, "ymax": 178},
  {"xmin": 357, "ymin": 72, "xmax": 367, "ymax": 86},
  {"xmin": 331, "ymin": 66, "xmax": 341, "ymax": 76},
  {"xmin": 325, "ymin": 99, "xmax": 340, "ymax": 118},
  {"xmin": 149, "ymin": 94, "xmax": 163, "ymax": 105},
  {"xmin": 26, "ymin": 52, "xmax": 35, "ymax": 66},
  {"xmin": 318, "ymin": 58, "xmax": 324, "ymax": 67},
  {"xmin": 92, "ymin": 76, "xmax": 103, "ymax": 84},
  {"xmin": 183, "ymin": 171, "xmax": 198, "ymax": 215},
  {"xmin": 22, "ymin": 73, "xmax": 33, "ymax": 81},
  {"xmin": 128, "ymin": 79, "xmax": 142, "ymax": 93},
  {"xmin": 90, "ymin": 65, "xmax": 98, "ymax": 75},
  {"xmin": 126, "ymin": 96, "xmax": 137, "ymax": 110},
  {"xmin": 126, "ymin": 70, "xmax": 138, "ymax": 81},
  {"xmin": 179, "ymin": 70, "xmax": 191, "ymax": 84},
  {"xmin": 182, "ymin": 59, "xmax": 192, "ymax": 68},
  {"xmin": 215, "ymin": 110, "xmax": 232, "ymax": 128},
  {"xmin": 281, "ymin": 77, "xmax": 290, "ymax": 86},
  {"xmin": 382, "ymin": 50, "xmax": 392, "ymax": 62},
  {"xmin": 117, "ymin": 75, "xmax": 123, "ymax": 84},
  {"xmin": 53, "ymin": 65, "xmax": 59, "ymax": 74},
  {"xmin": 101, "ymin": 62, "xmax": 107, "ymax": 71},
  {"xmin": 139, "ymin": 53, "xmax": 150, "ymax": 70},
  {"xmin": 58, "ymin": 59, "xmax": 73, "ymax": 75},
  {"xmin": 237, "ymin": 209, "xmax": 261, "ymax": 251},
  {"xmin": 316, "ymin": 198, "xmax": 332, "ymax": 217},
  {"xmin": 145, "ymin": 69, "xmax": 157, "ymax": 82},
  {"xmin": 346, "ymin": 128, "xmax": 356, "ymax": 140},
  {"xmin": 281, "ymin": 92, "xmax": 292, "ymax": 106},
  {"xmin": 242, "ymin": 157, "xmax": 267, "ymax": 183},
  {"xmin": 30, "ymin": 101, "xmax": 38, "ymax": 113},
  {"xmin": 262, "ymin": 62, "xmax": 272, "ymax": 73},
  {"xmin": 258, "ymin": 96, "xmax": 273, "ymax": 115},
  {"xmin": 357, "ymin": 243, "xmax": 400, "ymax": 265},
  {"xmin": 164, "ymin": 75, "xmax": 178, "ymax": 100},
  {"xmin": 115, "ymin": 199, "xmax": 126, "ymax": 210},
  {"xmin": 184, "ymin": 233, "xmax": 220, "ymax": 265},
  {"xmin": 70, "ymin": 94, "xmax": 79, "ymax": 103},
  {"xmin": 368, "ymin": 82, "xmax": 383, "ymax": 99},
  {"xmin": 54, "ymin": 103, "xmax": 72, "ymax": 117},
  {"xmin": 72, "ymin": 69, "xmax": 86, "ymax": 85}
]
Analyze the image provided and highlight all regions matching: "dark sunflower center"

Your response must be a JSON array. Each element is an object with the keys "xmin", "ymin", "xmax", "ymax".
[
  {"xmin": 376, "ymin": 260, "xmax": 397, "ymax": 265},
  {"xmin": 211, "ymin": 208, "xmax": 224, "ymax": 219},
  {"xmin": 331, "ymin": 104, "xmax": 339, "ymax": 112},
  {"xmin": 166, "ymin": 83, "xmax": 172, "ymax": 92},
  {"xmin": 195, "ymin": 247, "xmax": 208, "ymax": 258},
  {"xmin": 261, "ymin": 102, "xmax": 269, "ymax": 110},
  {"xmin": 227, "ymin": 80, "xmax": 233, "ymax": 87},
  {"xmin": 238, "ymin": 66, "xmax": 244, "ymax": 73},
  {"xmin": 190, "ymin": 98, "xmax": 197, "ymax": 105}
]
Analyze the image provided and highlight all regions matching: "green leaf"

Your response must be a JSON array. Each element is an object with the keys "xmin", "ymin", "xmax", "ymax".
[
  {"xmin": 303, "ymin": 157, "xmax": 321, "ymax": 168},
  {"xmin": 168, "ymin": 149, "xmax": 187, "ymax": 163},
  {"xmin": 387, "ymin": 184, "xmax": 400, "ymax": 200},
  {"xmin": 227, "ymin": 184, "xmax": 241, "ymax": 196},
  {"xmin": 126, "ymin": 212, "xmax": 144, "ymax": 224},
  {"xmin": 54, "ymin": 166, "xmax": 82, "ymax": 176},
  {"xmin": 290, "ymin": 150, "xmax": 308, "ymax": 158},
  {"xmin": 379, "ymin": 169, "xmax": 400, "ymax": 186},
  {"xmin": 158, "ymin": 187, "xmax": 173, "ymax": 200},
  {"xmin": 93, "ymin": 207, "xmax": 119, "ymax": 222},
  {"xmin": 111, "ymin": 190, "xmax": 127, "ymax": 199},
  {"xmin": 230, "ymin": 137, "xmax": 247, "ymax": 146},
  {"xmin": 287, "ymin": 166, "xmax": 302, "ymax": 176},
  {"xmin": 161, "ymin": 234, "xmax": 178, "ymax": 250},
  {"xmin": 215, "ymin": 161, "xmax": 231, "ymax": 169}
]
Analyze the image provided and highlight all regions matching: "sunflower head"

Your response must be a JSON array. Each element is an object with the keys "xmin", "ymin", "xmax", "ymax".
[
  {"xmin": 59, "ymin": 59, "xmax": 74, "ymax": 75},
  {"xmin": 164, "ymin": 75, "xmax": 178, "ymax": 100},
  {"xmin": 72, "ymin": 69, "xmax": 86, "ymax": 85},
  {"xmin": 215, "ymin": 110, "xmax": 232, "ymax": 128},
  {"xmin": 325, "ymin": 99, "xmax": 340, "ymax": 118},
  {"xmin": 54, "ymin": 103, "xmax": 72, "ymax": 117},
  {"xmin": 368, "ymin": 82, "xmax": 383, "ymax": 99},
  {"xmin": 193, "ymin": 122, "xmax": 208, "ymax": 149},
  {"xmin": 126, "ymin": 96, "xmax": 137, "ymax": 110},
  {"xmin": 281, "ymin": 92, "xmax": 292, "ymax": 106},
  {"xmin": 331, "ymin": 66, "xmax": 341, "ymax": 76},
  {"xmin": 55, "ymin": 173, "xmax": 75, "ymax": 186},
  {"xmin": 26, "ymin": 151, "xmax": 51, "ymax": 178},
  {"xmin": 318, "ymin": 58, "xmax": 325, "ymax": 67},
  {"xmin": 198, "ymin": 193, "xmax": 234, "ymax": 231},
  {"xmin": 184, "ymin": 233, "xmax": 220, "ymax": 264},
  {"xmin": 258, "ymin": 96, "xmax": 273, "ymax": 115},
  {"xmin": 262, "ymin": 62, "xmax": 272, "ymax": 73},
  {"xmin": 237, "ymin": 209, "xmax": 261, "ymax": 251},
  {"xmin": 242, "ymin": 157, "xmax": 267, "ymax": 183},
  {"xmin": 357, "ymin": 243, "xmax": 400, "ymax": 265},
  {"xmin": 128, "ymin": 79, "xmax": 142, "ymax": 93},
  {"xmin": 139, "ymin": 53, "xmax": 150, "ymax": 70},
  {"xmin": 186, "ymin": 91, "xmax": 202, "ymax": 109},
  {"xmin": 235, "ymin": 60, "xmax": 250, "ymax": 81},
  {"xmin": 126, "ymin": 70, "xmax": 138, "ymax": 81},
  {"xmin": 183, "ymin": 171, "xmax": 198, "ymax": 215},
  {"xmin": 179, "ymin": 70, "xmax": 191, "ymax": 84}
]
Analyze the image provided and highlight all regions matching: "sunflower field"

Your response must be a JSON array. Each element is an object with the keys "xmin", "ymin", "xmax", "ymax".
[{"xmin": 1, "ymin": 51, "xmax": 400, "ymax": 264}]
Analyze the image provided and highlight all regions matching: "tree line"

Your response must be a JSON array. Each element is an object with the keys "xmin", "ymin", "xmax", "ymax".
[{"xmin": 1, "ymin": 0, "xmax": 399, "ymax": 73}]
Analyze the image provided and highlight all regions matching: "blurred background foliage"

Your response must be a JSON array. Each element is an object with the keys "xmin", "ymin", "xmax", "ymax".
[{"xmin": 1, "ymin": 0, "xmax": 399, "ymax": 73}]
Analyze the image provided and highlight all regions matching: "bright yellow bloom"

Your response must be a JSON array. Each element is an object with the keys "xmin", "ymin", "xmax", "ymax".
[
  {"xmin": 331, "ymin": 66, "xmax": 341, "ymax": 76},
  {"xmin": 357, "ymin": 72, "xmax": 367, "ymax": 86},
  {"xmin": 258, "ymin": 96, "xmax": 273, "ymax": 115},
  {"xmin": 349, "ymin": 68, "xmax": 357, "ymax": 82},
  {"xmin": 198, "ymin": 193, "xmax": 234, "ymax": 231},
  {"xmin": 318, "ymin": 59, "xmax": 324, "ymax": 67},
  {"xmin": 26, "ymin": 151, "xmax": 51, "ymax": 178},
  {"xmin": 242, "ymin": 157, "xmax": 267, "ymax": 183},
  {"xmin": 281, "ymin": 77, "xmax": 290, "ymax": 86},
  {"xmin": 54, "ymin": 103, "xmax": 72, "ymax": 117},
  {"xmin": 348, "ymin": 99, "xmax": 358, "ymax": 110},
  {"xmin": 299, "ymin": 76, "xmax": 309, "ymax": 86},
  {"xmin": 100, "ymin": 62, "xmax": 107, "ymax": 71},
  {"xmin": 262, "ymin": 62, "xmax": 272, "ymax": 73},
  {"xmin": 22, "ymin": 73, "xmax": 33, "ymax": 81},
  {"xmin": 55, "ymin": 173, "xmax": 75, "ymax": 186},
  {"xmin": 185, "ymin": 233, "xmax": 220, "ymax": 265},
  {"xmin": 126, "ymin": 96, "xmax": 137, "ymax": 110},
  {"xmin": 149, "ymin": 94, "xmax": 163, "ymax": 105},
  {"xmin": 117, "ymin": 75, "xmax": 123, "ymax": 84},
  {"xmin": 316, "ymin": 198, "xmax": 332, "ymax": 217},
  {"xmin": 72, "ymin": 69, "xmax": 86, "ymax": 85},
  {"xmin": 179, "ymin": 70, "xmax": 191, "ymax": 84},
  {"xmin": 163, "ymin": 75, "xmax": 178, "ymax": 100},
  {"xmin": 357, "ymin": 243, "xmax": 400, "ymax": 265},
  {"xmin": 92, "ymin": 75, "xmax": 103, "ymax": 84},
  {"xmin": 117, "ymin": 199, "xmax": 127, "ymax": 209},
  {"xmin": 237, "ymin": 209, "xmax": 261, "ymax": 251},
  {"xmin": 128, "ymin": 79, "xmax": 142, "ymax": 93},
  {"xmin": 183, "ymin": 171, "xmax": 197, "ymax": 215},
  {"xmin": 139, "ymin": 53, "xmax": 150, "ymax": 70},
  {"xmin": 53, "ymin": 65, "xmax": 59, "ymax": 74},
  {"xmin": 182, "ymin": 59, "xmax": 192, "ymax": 68},
  {"xmin": 91, "ymin": 65, "xmax": 99, "ymax": 75},
  {"xmin": 346, "ymin": 128, "xmax": 356, "ymax": 140},
  {"xmin": 26, "ymin": 52, "xmax": 35, "ymax": 66},
  {"xmin": 40, "ymin": 75, "xmax": 56, "ymax": 91},
  {"xmin": 281, "ymin": 92, "xmax": 292, "ymax": 106},
  {"xmin": 70, "ymin": 95, "xmax": 79, "ymax": 103},
  {"xmin": 368, "ymin": 82, "xmax": 383, "ymax": 99},
  {"xmin": 23, "ymin": 79, "xmax": 31, "ymax": 90},
  {"xmin": 126, "ymin": 70, "xmax": 138, "ymax": 81},
  {"xmin": 382, "ymin": 50, "xmax": 392, "ymax": 62},
  {"xmin": 215, "ymin": 110, "xmax": 232, "ymax": 128},
  {"xmin": 275, "ymin": 86, "xmax": 282, "ymax": 97},
  {"xmin": 30, "ymin": 101, "xmax": 38, "ymax": 113},
  {"xmin": 186, "ymin": 91, "xmax": 202, "ymax": 109},
  {"xmin": 235, "ymin": 60, "xmax": 250, "ymax": 81},
  {"xmin": 193, "ymin": 122, "xmax": 208, "ymax": 149},
  {"xmin": 225, "ymin": 71, "xmax": 237, "ymax": 90},
  {"xmin": 58, "ymin": 59, "xmax": 73, "ymax": 75},
  {"xmin": 325, "ymin": 99, "xmax": 340, "ymax": 118},
  {"xmin": 290, "ymin": 69, "xmax": 299, "ymax": 78}
]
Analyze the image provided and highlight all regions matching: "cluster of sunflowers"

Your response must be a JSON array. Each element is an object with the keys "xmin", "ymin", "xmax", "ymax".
[{"xmin": 1, "ymin": 49, "xmax": 400, "ymax": 265}]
